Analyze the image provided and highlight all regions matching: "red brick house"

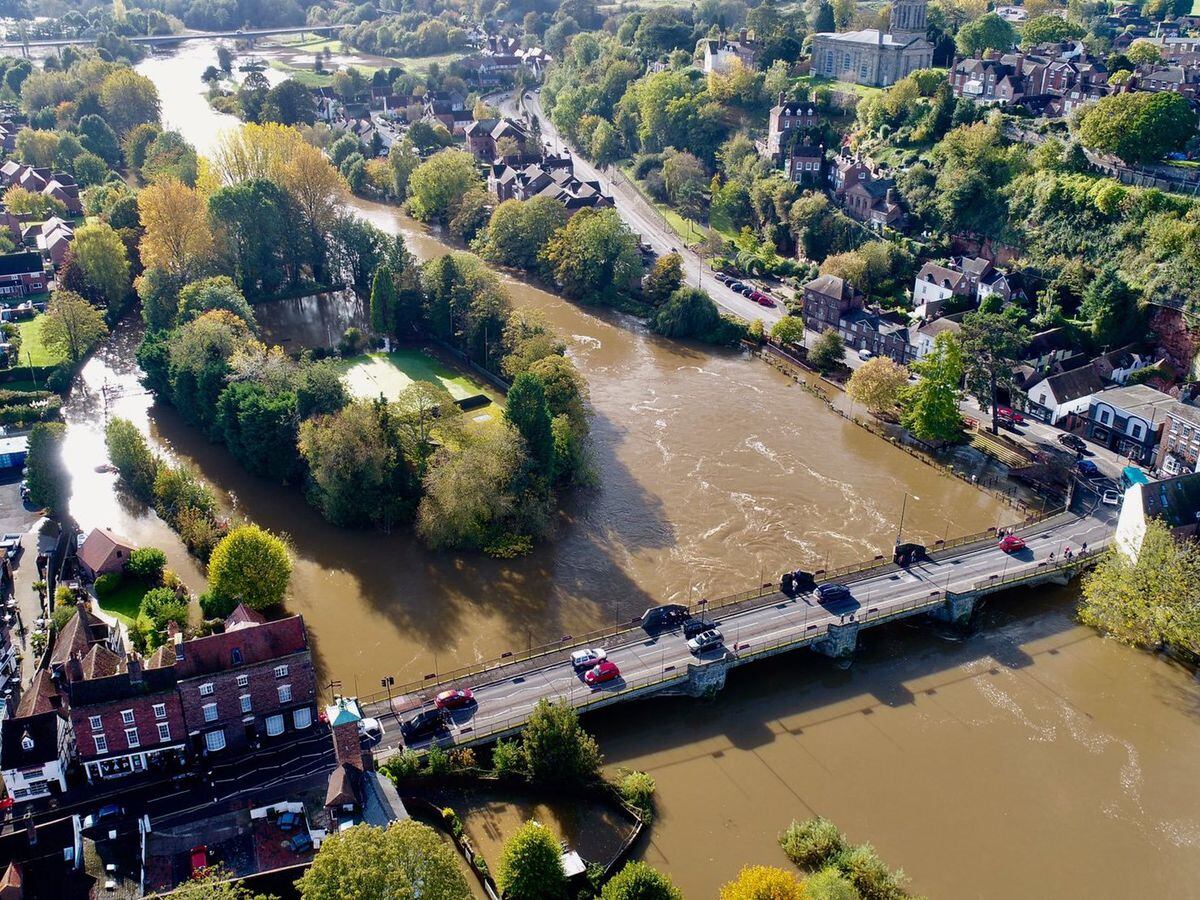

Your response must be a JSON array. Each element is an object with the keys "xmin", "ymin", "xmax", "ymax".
[
  {"xmin": 0, "ymin": 252, "xmax": 44, "ymax": 299},
  {"xmin": 76, "ymin": 527, "xmax": 137, "ymax": 580},
  {"xmin": 172, "ymin": 606, "xmax": 317, "ymax": 758}
]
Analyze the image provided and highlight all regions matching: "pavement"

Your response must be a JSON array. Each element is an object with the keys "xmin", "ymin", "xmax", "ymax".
[
  {"xmin": 370, "ymin": 498, "xmax": 1115, "ymax": 755},
  {"xmin": 497, "ymin": 89, "xmax": 786, "ymax": 327}
]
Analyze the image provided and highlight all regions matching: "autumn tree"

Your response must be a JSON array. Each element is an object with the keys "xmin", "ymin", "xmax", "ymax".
[
  {"xmin": 138, "ymin": 177, "xmax": 214, "ymax": 280},
  {"xmin": 2, "ymin": 185, "xmax": 65, "ymax": 219},
  {"xmin": 70, "ymin": 222, "xmax": 131, "ymax": 309},
  {"xmin": 847, "ymin": 356, "xmax": 909, "ymax": 415},
  {"xmin": 205, "ymin": 523, "xmax": 292, "ymax": 616},
  {"xmin": 901, "ymin": 330, "xmax": 963, "ymax": 443},
  {"xmin": 719, "ymin": 865, "xmax": 807, "ymax": 900},
  {"xmin": 643, "ymin": 252, "xmax": 684, "ymax": 305},
  {"xmin": 406, "ymin": 148, "xmax": 482, "ymax": 224},
  {"xmin": 770, "ymin": 315, "xmax": 806, "ymax": 346},
  {"xmin": 41, "ymin": 290, "xmax": 109, "ymax": 363}
]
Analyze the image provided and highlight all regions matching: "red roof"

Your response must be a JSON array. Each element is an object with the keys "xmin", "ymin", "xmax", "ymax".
[
  {"xmin": 77, "ymin": 527, "xmax": 137, "ymax": 574},
  {"xmin": 174, "ymin": 616, "xmax": 307, "ymax": 679}
]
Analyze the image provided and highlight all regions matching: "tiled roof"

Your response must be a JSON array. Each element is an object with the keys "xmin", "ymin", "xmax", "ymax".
[
  {"xmin": 1039, "ymin": 365, "xmax": 1103, "ymax": 404},
  {"xmin": 77, "ymin": 527, "xmax": 137, "ymax": 575},
  {"xmin": 14, "ymin": 669, "xmax": 61, "ymax": 718},
  {"xmin": 174, "ymin": 615, "xmax": 307, "ymax": 679},
  {"xmin": 325, "ymin": 762, "xmax": 362, "ymax": 807},
  {"xmin": 50, "ymin": 607, "xmax": 109, "ymax": 668},
  {"xmin": 1140, "ymin": 472, "xmax": 1200, "ymax": 529}
]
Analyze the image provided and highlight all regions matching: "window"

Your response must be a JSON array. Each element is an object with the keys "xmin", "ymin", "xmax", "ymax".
[
  {"xmin": 152, "ymin": 704, "xmax": 166, "ymax": 720},
  {"xmin": 202, "ymin": 702, "xmax": 218, "ymax": 723},
  {"xmin": 89, "ymin": 716, "xmax": 103, "ymax": 732},
  {"xmin": 1099, "ymin": 410, "xmax": 1111, "ymax": 425},
  {"xmin": 265, "ymin": 715, "xmax": 285, "ymax": 737},
  {"xmin": 120, "ymin": 709, "xmax": 135, "ymax": 726},
  {"xmin": 1131, "ymin": 423, "xmax": 1142, "ymax": 440},
  {"xmin": 125, "ymin": 728, "xmax": 139, "ymax": 749},
  {"xmin": 277, "ymin": 684, "xmax": 292, "ymax": 704},
  {"xmin": 231, "ymin": 648, "xmax": 243, "ymax": 665},
  {"xmin": 20, "ymin": 734, "xmax": 33, "ymax": 751},
  {"xmin": 204, "ymin": 729, "xmax": 226, "ymax": 752},
  {"xmin": 236, "ymin": 674, "xmax": 249, "ymax": 688},
  {"xmin": 293, "ymin": 707, "xmax": 312, "ymax": 730},
  {"xmin": 94, "ymin": 735, "xmax": 108, "ymax": 754},
  {"xmin": 199, "ymin": 683, "xmax": 214, "ymax": 696},
  {"xmin": 273, "ymin": 665, "xmax": 289, "ymax": 678},
  {"xmin": 240, "ymin": 694, "xmax": 252, "ymax": 714},
  {"xmin": 157, "ymin": 723, "xmax": 171, "ymax": 742}
]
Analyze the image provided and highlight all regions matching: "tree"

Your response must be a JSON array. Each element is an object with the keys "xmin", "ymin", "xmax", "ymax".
[
  {"xmin": 959, "ymin": 311, "xmax": 1030, "ymax": 432},
  {"xmin": 901, "ymin": 331, "xmax": 964, "ymax": 443},
  {"xmin": 650, "ymin": 287, "xmax": 721, "ymax": 340},
  {"xmin": 602, "ymin": 862, "xmax": 682, "ymax": 900},
  {"xmin": 1077, "ymin": 91, "xmax": 1195, "ymax": 164},
  {"xmin": 78, "ymin": 114, "xmax": 121, "ymax": 166},
  {"xmin": 294, "ymin": 359, "xmax": 348, "ymax": 419},
  {"xmin": 298, "ymin": 820, "xmax": 469, "ymax": 900},
  {"xmin": 41, "ymin": 291, "xmax": 109, "ymax": 364},
  {"xmin": 1127, "ymin": 39, "xmax": 1163, "ymax": 66},
  {"xmin": 177, "ymin": 276, "xmax": 255, "ymax": 325},
  {"xmin": 406, "ymin": 149, "xmax": 482, "ymax": 223},
  {"xmin": 955, "ymin": 13, "xmax": 1016, "ymax": 57},
  {"xmin": 643, "ymin": 252, "xmax": 683, "ymax": 305},
  {"xmin": 262, "ymin": 78, "xmax": 316, "ymax": 126},
  {"xmin": 206, "ymin": 524, "xmax": 292, "ymax": 614},
  {"xmin": 805, "ymin": 868, "xmax": 861, "ymax": 900},
  {"xmin": 1079, "ymin": 263, "xmax": 1143, "ymax": 348},
  {"xmin": 126, "ymin": 547, "xmax": 167, "ymax": 584},
  {"xmin": 719, "ymin": 866, "xmax": 806, "ymax": 900},
  {"xmin": 497, "ymin": 821, "xmax": 569, "ymax": 900},
  {"xmin": 105, "ymin": 417, "xmax": 158, "ymax": 501},
  {"xmin": 1, "ymin": 185, "xmax": 65, "ymax": 219},
  {"xmin": 216, "ymin": 381, "xmax": 300, "ymax": 483},
  {"xmin": 70, "ymin": 223, "xmax": 131, "ymax": 308},
  {"xmin": 157, "ymin": 870, "xmax": 266, "ymax": 900},
  {"xmin": 16, "ymin": 128, "xmax": 59, "ymax": 168},
  {"xmin": 25, "ymin": 423, "xmax": 68, "ymax": 514},
  {"xmin": 779, "ymin": 817, "xmax": 848, "ymax": 869},
  {"xmin": 478, "ymin": 197, "xmax": 569, "ymax": 276},
  {"xmin": 1019, "ymin": 15, "xmax": 1084, "ymax": 48},
  {"xmin": 137, "ymin": 268, "xmax": 182, "ymax": 333},
  {"xmin": 72, "ymin": 151, "xmax": 109, "ymax": 187},
  {"xmin": 542, "ymin": 208, "xmax": 642, "ymax": 305},
  {"xmin": 521, "ymin": 698, "xmax": 602, "ymax": 786},
  {"xmin": 847, "ymin": 357, "xmax": 909, "ymax": 415},
  {"xmin": 770, "ymin": 316, "xmax": 806, "ymax": 346},
  {"xmin": 98, "ymin": 68, "xmax": 160, "ymax": 137},
  {"xmin": 506, "ymin": 372, "xmax": 556, "ymax": 480},
  {"xmin": 809, "ymin": 328, "xmax": 844, "ymax": 372},
  {"xmin": 123, "ymin": 122, "xmax": 161, "ymax": 170},
  {"xmin": 143, "ymin": 131, "xmax": 199, "ymax": 186},
  {"xmin": 138, "ymin": 177, "xmax": 214, "ymax": 280},
  {"xmin": 370, "ymin": 264, "xmax": 397, "ymax": 335},
  {"xmin": 1081, "ymin": 520, "xmax": 1200, "ymax": 654}
]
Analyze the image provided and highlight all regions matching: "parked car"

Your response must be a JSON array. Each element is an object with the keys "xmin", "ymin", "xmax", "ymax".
[
  {"xmin": 815, "ymin": 583, "xmax": 850, "ymax": 603},
  {"xmin": 434, "ymin": 688, "xmax": 475, "ymax": 709},
  {"xmin": 750, "ymin": 290, "xmax": 768, "ymax": 303},
  {"xmin": 1057, "ymin": 433, "xmax": 1088, "ymax": 454},
  {"xmin": 687, "ymin": 629, "xmax": 724, "ymax": 654},
  {"xmin": 858, "ymin": 348, "xmax": 873, "ymax": 360},
  {"xmin": 758, "ymin": 295, "xmax": 777, "ymax": 308},
  {"xmin": 584, "ymin": 660, "xmax": 620, "ymax": 686},
  {"xmin": 1076, "ymin": 459, "xmax": 1102, "ymax": 479},
  {"xmin": 728, "ymin": 281, "xmax": 745, "ymax": 291},
  {"xmin": 715, "ymin": 273, "xmax": 730, "ymax": 283},
  {"xmin": 400, "ymin": 708, "xmax": 447, "ymax": 744},
  {"xmin": 571, "ymin": 648, "xmax": 607, "ymax": 671},
  {"xmin": 1101, "ymin": 489, "xmax": 1122, "ymax": 506},
  {"xmin": 996, "ymin": 406, "xmax": 1025, "ymax": 424},
  {"xmin": 998, "ymin": 534, "xmax": 1027, "ymax": 553},
  {"xmin": 359, "ymin": 717, "xmax": 384, "ymax": 741},
  {"xmin": 682, "ymin": 617, "xmax": 716, "ymax": 638},
  {"xmin": 739, "ymin": 286, "xmax": 754, "ymax": 297},
  {"xmin": 83, "ymin": 804, "xmax": 123, "ymax": 829},
  {"xmin": 642, "ymin": 603, "xmax": 689, "ymax": 633}
]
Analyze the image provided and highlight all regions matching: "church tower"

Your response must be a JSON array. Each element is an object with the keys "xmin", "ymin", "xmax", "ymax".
[{"xmin": 889, "ymin": 0, "xmax": 927, "ymax": 38}]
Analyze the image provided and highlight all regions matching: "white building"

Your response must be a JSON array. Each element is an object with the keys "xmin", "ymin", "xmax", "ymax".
[
  {"xmin": 1114, "ymin": 472, "xmax": 1200, "ymax": 561},
  {"xmin": 912, "ymin": 262, "xmax": 969, "ymax": 319},
  {"xmin": 909, "ymin": 315, "xmax": 962, "ymax": 359},
  {"xmin": 1024, "ymin": 365, "xmax": 1103, "ymax": 424},
  {"xmin": 0, "ymin": 671, "xmax": 73, "ymax": 803}
]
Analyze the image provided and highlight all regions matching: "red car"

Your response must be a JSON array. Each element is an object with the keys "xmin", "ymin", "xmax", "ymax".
[
  {"xmin": 998, "ymin": 534, "xmax": 1026, "ymax": 553},
  {"xmin": 996, "ymin": 406, "xmax": 1025, "ymax": 424},
  {"xmin": 584, "ymin": 660, "xmax": 620, "ymax": 686},
  {"xmin": 434, "ymin": 688, "xmax": 474, "ymax": 709}
]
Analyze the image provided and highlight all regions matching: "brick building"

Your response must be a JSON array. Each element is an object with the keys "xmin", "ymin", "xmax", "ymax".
[
  {"xmin": 172, "ymin": 606, "xmax": 317, "ymax": 758},
  {"xmin": 0, "ymin": 252, "xmax": 44, "ymax": 299},
  {"xmin": 766, "ymin": 94, "xmax": 821, "ymax": 157}
]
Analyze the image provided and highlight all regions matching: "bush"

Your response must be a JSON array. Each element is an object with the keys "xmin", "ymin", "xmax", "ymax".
[
  {"xmin": 383, "ymin": 749, "xmax": 421, "ymax": 780},
  {"xmin": 601, "ymin": 861, "xmax": 683, "ymax": 900},
  {"xmin": 497, "ymin": 821, "xmax": 568, "ymax": 900},
  {"xmin": 54, "ymin": 585, "xmax": 76, "ymax": 607},
  {"xmin": 441, "ymin": 807, "xmax": 464, "ymax": 839},
  {"xmin": 51, "ymin": 604, "xmax": 74, "ymax": 632},
  {"xmin": 618, "ymin": 770, "xmax": 657, "ymax": 821},
  {"xmin": 780, "ymin": 817, "xmax": 848, "ymax": 870},
  {"xmin": 126, "ymin": 547, "xmax": 167, "ymax": 584},
  {"xmin": 93, "ymin": 573, "xmax": 122, "ymax": 598},
  {"xmin": 804, "ymin": 867, "xmax": 860, "ymax": 900},
  {"xmin": 426, "ymin": 744, "xmax": 450, "ymax": 776},
  {"xmin": 833, "ymin": 844, "xmax": 908, "ymax": 900},
  {"xmin": 491, "ymin": 738, "xmax": 524, "ymax": 776}
]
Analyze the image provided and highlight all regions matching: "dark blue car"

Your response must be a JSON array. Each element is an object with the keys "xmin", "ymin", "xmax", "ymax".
[{"xmin": 1076, "ymin": 459, "xmax": 1101, "ymax": 479}]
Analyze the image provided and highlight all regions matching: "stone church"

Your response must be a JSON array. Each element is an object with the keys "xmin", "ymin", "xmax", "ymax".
[{"xmin": 810, "ymin": 0, "xmax": 934, "ymax": 87}]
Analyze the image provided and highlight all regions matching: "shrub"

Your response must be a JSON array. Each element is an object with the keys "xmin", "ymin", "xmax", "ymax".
[
  {"xmin": 497, "ymin": 821, "xmax": 568, "ymax": 900},
  {"xmin": 126, "ymin": 547, "xmax": 167, "ymax": 584},
  {"xmin": 448, "ymin": 747, "xmax": 476, "ymax": 770},
  {"xmin": 804, "ymin": 866, "xmax": 860, "ymax": 900},
  {"xmin": 601, "ymin": 861, "xmax": 682, "ymax": 900},
  {"xmin": 618, "ymin": 770, "xmax": 656, "ymax": 821},
  {"xmin": 780, "ymin": 817, "xmax": 848, "ymax": 870},
  {"xmin": 426, "ymin": 744, "xmax": 450, "ymax": 776},
  {"xmin": 491, "ymin": 738, "xmax": 523, "ymax": 776},
  {"xmin": 833, "ymin": 844, "xmax": 908, "ymax": 900},
  {"xmin": 383, "ymin": 749, "xmax": 421, "ymax": 780},
  {"xmin": 93, "ymin": 573, "xmax": 121, "ymax": 598},
  {"xmin": 441, "ymin": 807, "xmax": 464, "ymax": 839},
  {"xmin": 51, "ymin": 604, "xmax": 74, "ymax": 632}
]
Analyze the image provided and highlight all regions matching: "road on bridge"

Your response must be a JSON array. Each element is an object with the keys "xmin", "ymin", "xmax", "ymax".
[
  {"xmin": 0, "ymin": 25, "xmax": 336, "ymax": 51},
  {"xmin": 367, "ymin": 502, "xmax": 1116, "ymax": 756}
]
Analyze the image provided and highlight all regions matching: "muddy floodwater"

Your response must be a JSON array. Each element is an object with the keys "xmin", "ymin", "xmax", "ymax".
[{"xmin": 91, "ymin": 42, "xmax": 1200, "ymax": 897}]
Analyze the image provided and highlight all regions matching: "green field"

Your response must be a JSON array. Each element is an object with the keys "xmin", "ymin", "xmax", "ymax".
[
  {"xmin": 334, "ymin": 348, "xmax": 501, "ymax": 407},
  {"xmin": 97, "ymin": 581, "xmax": 148, "ymax": 626},
  {"xmin": 16, "ymin": 316, "xmax": 66, "ymax": 367}
]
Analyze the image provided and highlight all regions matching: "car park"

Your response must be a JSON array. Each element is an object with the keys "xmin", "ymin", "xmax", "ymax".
[
  {"xmin": 998, "ymin": 534, "xmax": 1026, "ymax": 552},
  {"xmin": 584, "ymin": 660, "xmax": 620, "ymax": 685},
  {"xmin": 815, "ymin": 583, "xmax": 850, "ymax": 603},
  {"xmin": 434, "ymin": 688, "xmax": 475, "ymax": 709},
  {"xmin": 687, "ymin": 629, "xmax": 724, "ymax": 654},
  {"xmin": 571, "ymin": 648, "xmax": 607, "ymax": 671},
  {"xmin": 400, "ymin": 708, "xmax": 447, "ymax": 744},
  {"xmin": 1057, "ymin": 433, "xmax": 1088, "ymax": 454}
]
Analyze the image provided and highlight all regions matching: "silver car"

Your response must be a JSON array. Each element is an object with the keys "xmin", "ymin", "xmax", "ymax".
[
  {"xmin": 571, "ymin": 647, "xmax": 607, "ymax": 671},
  {"xmin": 687, "ymin": 629, "xmax": 724, "ymax": 654}
]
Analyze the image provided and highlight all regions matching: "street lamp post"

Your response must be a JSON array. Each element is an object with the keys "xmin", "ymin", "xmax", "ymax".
[{"xmin": 896, "ymin": 493, "xmax": 919, "ymax": 546}]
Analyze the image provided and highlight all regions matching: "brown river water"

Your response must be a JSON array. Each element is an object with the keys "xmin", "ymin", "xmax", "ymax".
[{"xmin": 65, "ymin": 42, "xmax": 1200, "ymax": 896}]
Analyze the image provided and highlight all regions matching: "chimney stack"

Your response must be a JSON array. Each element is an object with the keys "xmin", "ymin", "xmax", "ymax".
[
  {"xmin": 66, "ymin": 651, "xmax": 83, "ymax": 684},
  {"xmin": 126, "ymin": 653, "xmax": 142, "ymax": 684}
]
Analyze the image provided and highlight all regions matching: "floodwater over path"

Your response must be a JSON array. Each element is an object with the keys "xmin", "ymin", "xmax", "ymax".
[{"xmin": 91, "ymin": 42, "xmax": 1200, "ymax": 897}]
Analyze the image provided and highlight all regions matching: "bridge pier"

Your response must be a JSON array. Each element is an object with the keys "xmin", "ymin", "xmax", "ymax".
[
  {"xmin": 930, "ymin": 592, "xmax": 978, "ymax": 629},
  {"xmin": 813, "ymin": 621, "xmax": 859, "ymax": 660},
  {"xmin": 676, "ymin": 658, "xmax": 731, "ymax": 697}
]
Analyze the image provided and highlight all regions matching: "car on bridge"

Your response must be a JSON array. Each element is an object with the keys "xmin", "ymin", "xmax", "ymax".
[
  {"xmin": 815, "ymin": 583, "xmax": 851, "ymax": 603},
  {"xmin": 687, "ymin": 629, "xmax": 724, "ymax": 654},
  {"xmin": 400, "ymin": 708, "xmax": 447, "ymax": 745},
  {"xmin": 682, "ymin": 617, "xmax": 717, "ymax": 638},
  {"xmin": 571, "ymin": 648, "xmax": 608, "ymax": 671},
  {"xmin": 642, "ymin": 603, "xmax": 689, "ymax": 634},
  {"xmin": 998, "ymin": 534, "xmax": 1027, "ymax": 553},
  {"xmin": 434, "ymin": 688, "xmax": 475, "ymax": 710},
  {"xmin": 584, "ymin": 660, "xmax": 620, "ymax": 686}
]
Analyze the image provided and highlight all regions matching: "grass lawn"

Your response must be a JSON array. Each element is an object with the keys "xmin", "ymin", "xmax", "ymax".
[
  {"xmin": 97, "ymin": 581, "xmax": 148, "ymax": 626},
  {"xmin": 268, "ymin": 60, "xmax": 334, "ymax": 87},
  {"xmin": 16, "ymin": 316, "xmax": 66, "ymax": 368},
  {"xmin": 333, "ymin": 348, "xmax": 502, "ymax": 407},
  {"xmin": 618, "ymin": 165, "xmax": 704, "ymax": 246}
]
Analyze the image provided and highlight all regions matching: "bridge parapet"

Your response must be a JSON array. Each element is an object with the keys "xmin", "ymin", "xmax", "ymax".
[{"xmin": 813, "ymin": 621, "xmax": 859, "ymax": 659}]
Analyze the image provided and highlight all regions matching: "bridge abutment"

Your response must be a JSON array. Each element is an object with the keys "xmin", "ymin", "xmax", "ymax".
[
  {"xmin": 813, "ymin": 621, "xmax": 859, "ymax": 660},
  {"xmin": 678, "ymin": 658, "xmax": 731, "ymax": 697},
  {"xmin": 930, "ymin": 592, "xmax": 978, "ymax": 628}
]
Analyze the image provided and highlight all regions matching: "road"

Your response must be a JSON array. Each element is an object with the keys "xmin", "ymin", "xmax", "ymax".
[
  {"xmin": 370, "ymin": 502, "xmax": 1115, "ymax": 755},
  {"xmin": 498, "ymin": 89, "xmax": 786, "ymax": 327}
]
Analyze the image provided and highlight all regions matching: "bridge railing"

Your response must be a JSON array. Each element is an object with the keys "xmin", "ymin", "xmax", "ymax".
[{"xmin": 969, "ymin": 547, "xmax": 1102, "ymax": 593}]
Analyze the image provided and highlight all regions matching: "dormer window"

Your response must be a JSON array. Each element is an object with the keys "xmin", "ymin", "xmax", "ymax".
[
  {"xmin": 231, "ymin": 648, "xmax": 243, "ymax": 665},
  {"xmin": 20, "ymin": 732, "xmax": 33, "ymax": 751}
]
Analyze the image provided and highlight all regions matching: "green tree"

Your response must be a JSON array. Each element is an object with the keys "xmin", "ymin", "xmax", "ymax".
[
  {"xmin": 642, "ymin": 252, "xmax": 683, "ymax": 305},
  {"xmin": 959, "ymin": 311, "xmax": 1029, "ymax": 432},
  {"xmin": 370, "ymin": 264, "xmax": 397, "ymax": 335},
  {"xmin": 123, "ymin": 122, "xmax": 161, "ymax": 170},
  {"xmin": 1077, "ymin": 91, "xmax": 1195, "ymax": 164},
  {"xmin": 505, "ymin": 372, "xmax": 556, "ymax": 480},
  {"xmin": 25, "ymin": 422, "xmax": 68, "ymax": 514},
  {"xmin": 136, "ymin": 268, "xmax": 182, "ymax": 333},
  {"xmin": 955, "ymin": 13, "xmax": 1017, "ymax": 57},
  {"xmin": 650, "ymin": 287, "xmax": 721, "ymax": 340},
  {"xmin": 770, "ymin": 315, "xmax": 806, "ymax": 346},
  {"xmin": 901, "ymin": 331, "xmax": 964, "ymax": 443},
  {"xmin": 1079, "ymin": 263, "xmax": 1143, "ymax": 348},
  {"xmin": 478, "ymin": 197, "xmax": 569, "ymax": 277},
  {"xmin": 216, "ymin": 381, "xmax": 300, "ymax": 483},
  {"xmin": 207, "ymin": 179, "xmax": 294, "ymax": 296},
  {"xmin": 1126, "ymin": 39, "xmax": 1163, "ymax": 65},
  {"xmin": 70, "ymin": 223, "xmax": 131, "ymax": 308},
  {"xmin": 805, "ymin": 867, "xmax": 861, "ymax": 900},
  {"xmin": 126, "ymin": 547, "xmax": 167, "ymax": 583},
  {"xmin": 154, "ymin": 869, "xmax": 268, "ymax": 900},
  {"xmin": 177, "ymin": 276, "xmax": 255, "ymax": 325},
  {"xmin": 206, "ymin": 524, "xmax": 292, "ymax": 614},
  {"xmin": 542, "ymin": 208, "xmax": 642, "ymax": 305},
  {"xmin": 41, "ymin": 290, "xmax": 109, "ymax": 364},
  {"xmin": 72, "ymin": 151, "xmax": 109, "ymax": 187},
  {"xmin": 298, "ymin": 820, "xmax": 469, "ymax": 900},
  {"xmin": 520, "ymin": 698, "xmax": 602, "ymax": 786},
  {"xmin": 294, "ymin": 359, "xmax": 348, "ymax": 419},
  {"xmin": 406, "ymin": 148, "xmax": 483, "ymax": 224},
  {"xmin": 105, "ymin": 417, "xmax": 158, "ymax": 501},
  {"xmin": 99, "ymin": 68, "xmax": 160, "ymax": 137},
  {"xmin": 809, "ymin": 328, "xmax": 844, "ymax": 372},
  {"xmin": 497, "ymin": 821, "xmax": 568, "ymax": 900},
  {"xmin": 78, "ymin": 114, "xmax": 121, "ymax": 166},
  {"xmin": 262, "ymin": 78, "xmax": 316, "ymax": 126},
  {"xmin": 2, "ymin": 185, "xmax": 65, "ymax": 219},
  {"xmin": 1019, "ymin": 15, "xmax": 1085, "ymax": 48},
  {"xmin": 601, "ymin": 862, "xmax": 682, "ymax": 900}
]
